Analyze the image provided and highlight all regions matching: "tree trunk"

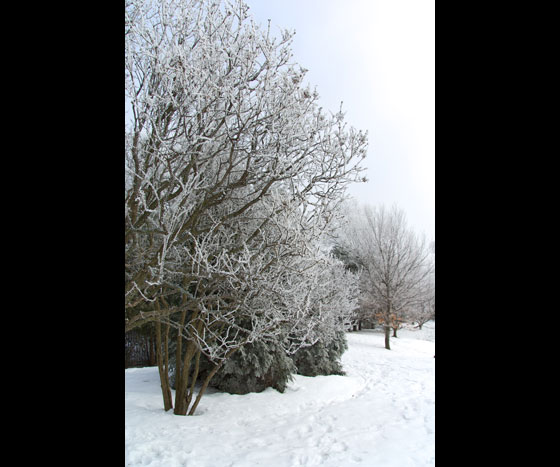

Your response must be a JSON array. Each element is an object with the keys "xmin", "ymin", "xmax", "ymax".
[
  {"xmin": 148, "ymin": 326, "xmax": 157, "ymax": 366},
  {"xmin": 392, "ymin": 327, "xmax": 398, "ymax": 338},
  {"xmin": 187, "ymin": 361, "xmax": 222, "ymax": 416},
  {"xmin": 187, "ymin": 346, "xmax": 241, "ymax": 416},
  {"xmin": 155, "ymin": 320, "xmax": 173, "ymax": 411},
  {"xmin": 174, "ymin": 310, "xmax": 187, "ymax": 394},
  {"xmin": 174, "ymin": 315, "xmax": 204, "ymax": 416},
  {"xmin": 384, "ymin": 325, "xmax": 391, "ymax": 350},
  {"xmin": 173, "ymin": 345, "xmax": 195, "ymax": 416},
  {"xmin": 173, "ymin": 394, "xmax": 187, "ymax": 415}
]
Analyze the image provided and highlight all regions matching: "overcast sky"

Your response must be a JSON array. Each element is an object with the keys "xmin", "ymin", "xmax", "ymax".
[{"xmin": 244, "ymin": 0, "xmax": 435, "ymax": 241}]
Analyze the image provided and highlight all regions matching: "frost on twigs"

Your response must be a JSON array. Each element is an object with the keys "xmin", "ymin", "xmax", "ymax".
[{"xmin": 125, "ymin": 0, "xmax": 367, "ymax": 415}]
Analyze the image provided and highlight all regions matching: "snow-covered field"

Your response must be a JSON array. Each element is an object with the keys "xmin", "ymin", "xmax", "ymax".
[{"xmin": 125, "ymin": 321, "xmax": 435, "ymax": 466}]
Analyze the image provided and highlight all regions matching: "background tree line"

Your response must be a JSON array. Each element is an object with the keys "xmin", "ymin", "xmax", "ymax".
[{"xmin": 334, "ymin": 203, "xmax": 435, "ymax": 350}]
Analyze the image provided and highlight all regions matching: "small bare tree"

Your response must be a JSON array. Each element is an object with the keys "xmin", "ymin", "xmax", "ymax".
[
  {"xmin": 337, "ymin": 204, "xmax": 433, "ymax": 349},
  {"xmin": 411, "ymin": 275, "xmax": 435, "ymax": 329}
]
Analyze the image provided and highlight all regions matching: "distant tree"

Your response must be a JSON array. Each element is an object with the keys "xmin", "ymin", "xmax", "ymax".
[
  {"xmin": 413, "ymin": 302, "xmax": 434, "ymax": 330},
  {"xmin": 337, "ymin": 205, "xmax": 433, "ymax": 349},
  {"xmin": 412, "ymin": 276, "xmax": 435, "ymax": 329},
  {"xmin": 412, "ymin": 241, "xmax": 435, "ymax": 329},
  {"xmin": 331, "ymin": 244, "xmax": 363, "ymax": 330}
]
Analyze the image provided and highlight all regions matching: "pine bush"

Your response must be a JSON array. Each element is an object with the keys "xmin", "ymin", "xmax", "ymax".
[
  {"xmin": 291, "ymin": 330, "xmax": 348, "ymax": 376},
  {"xmin": 169, "ymin": 338, "xmax": 296, "ymax": 394}
]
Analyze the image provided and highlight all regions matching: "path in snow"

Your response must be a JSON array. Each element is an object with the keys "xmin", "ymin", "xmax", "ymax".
[{"xmin": 125, "ymin": 322, "xmax": 435, "ymax": 467}]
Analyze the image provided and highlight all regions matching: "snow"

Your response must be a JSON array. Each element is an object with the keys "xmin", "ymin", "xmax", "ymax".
[{"xmin": 125, "ymin": 321, "xmax": 435, "ymax": 466}]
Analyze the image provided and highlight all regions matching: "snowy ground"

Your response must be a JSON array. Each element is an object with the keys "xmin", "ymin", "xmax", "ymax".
[{"xmin": 125, "ymin": 321, "xmax": 435, "ymax": 467}]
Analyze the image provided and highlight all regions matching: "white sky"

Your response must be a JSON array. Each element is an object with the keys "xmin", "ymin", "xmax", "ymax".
[{"xmin": 244, "ymin": 0, "xmax": 435, "ymax": 241}]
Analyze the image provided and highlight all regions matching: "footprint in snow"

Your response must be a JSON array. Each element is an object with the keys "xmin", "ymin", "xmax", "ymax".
[
  {"xmin": 331, "ymin": 441, "xmax": 347, "ymax": 453},
  {"xmin": 297, "ymin": 424, "xmax": 313, "ymax": 436}
]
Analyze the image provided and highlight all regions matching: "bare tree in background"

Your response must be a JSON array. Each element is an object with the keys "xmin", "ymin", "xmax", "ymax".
[
  {"xmin": 411, "ymin": 273, "xmax": 435, "ymax": 329},
  {"xmin": 337, "ymin": 204, "xmax": 433, "ymax": 349},
  {"xmin": 412, "ymin": 240, "xmax": 435, "ymax": 329},
  {"xmin": 125, "ymin": 0, "xmax": 367, "ymax": 415}
]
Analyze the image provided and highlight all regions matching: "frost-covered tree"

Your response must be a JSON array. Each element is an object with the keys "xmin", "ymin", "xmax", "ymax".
[
  {"xmin": 411, "ymin": 275, "xmax": 435, "ymax": 329},
  {"xmin": 125, "ymin": 0, "xmax": 367, "ymax": 415},
  {"xmin": 410, "ymin": 241, "xmax": 434, "ymax": 329},
  {"xmin": 168, "ymin": 248, "xmax": 359, "ymax": 393},
  {"xmin": 337, "ymin": 204, "xmax": 433, "ymax": 350},
  {"xmin": 284, "ymin": 250, "xmax": 359, "ymax": 376}
]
